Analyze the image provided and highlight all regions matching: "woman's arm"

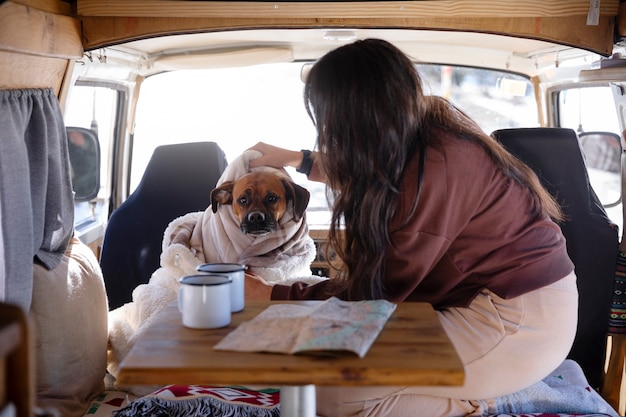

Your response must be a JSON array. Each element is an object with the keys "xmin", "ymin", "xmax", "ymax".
[
  {"xmin": 244, "ymin": 272, "xmax": 273, "ymax": 300},
  {"xmin": 248, "ymin": 142, "xmax": 303, "ymax": 170},
  {"xmin": 248, "ymin": 142, "xmax": 327, "ymax": 183},
  {"xmin": 245, "ymin": 271, "xmax": 336, "ymax": 301}
]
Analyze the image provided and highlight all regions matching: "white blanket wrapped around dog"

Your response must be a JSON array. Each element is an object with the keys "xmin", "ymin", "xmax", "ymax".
[{"xmin": 107, "ymin": 150, "xmax": 322, "ymax": 381}]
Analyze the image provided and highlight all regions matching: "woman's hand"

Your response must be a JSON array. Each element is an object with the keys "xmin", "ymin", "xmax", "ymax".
[
  {"xmin": 248, "ymin": 142, "xmax": 304, "ymax": 170},
  {"xmin": 244, "ymin": 271, "xmax": 273, "ymax": 300}
]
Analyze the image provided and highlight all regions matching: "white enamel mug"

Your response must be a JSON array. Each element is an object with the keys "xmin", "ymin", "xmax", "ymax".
[
  {"xmin": 196, "ymin": 263, "xmax": 246, "ymax": 313},
  {"xmin": 178, "ymin": 274, "xmax": 232, "ymax": 329}
]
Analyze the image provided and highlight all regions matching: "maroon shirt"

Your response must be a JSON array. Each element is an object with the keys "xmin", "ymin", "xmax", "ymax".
[{"xmin": 272, "ymin": 131, "xmax": 574, "ymax": 309}]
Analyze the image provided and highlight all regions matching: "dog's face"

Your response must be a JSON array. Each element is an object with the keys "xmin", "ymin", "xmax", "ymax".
[{"xmin": 210, "ymin": 171, "xmax": 310, "ymax": 236}]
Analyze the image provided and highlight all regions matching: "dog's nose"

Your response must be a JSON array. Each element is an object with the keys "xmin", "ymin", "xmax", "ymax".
[{"xmin": 247, "ymin": 211, "xmax": 266, "ymax": 223}]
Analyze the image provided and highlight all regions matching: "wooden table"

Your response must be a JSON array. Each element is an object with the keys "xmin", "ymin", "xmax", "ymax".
[{"xmin": 117, "ymin": 300, "xmax": 464, "ymax": 416}]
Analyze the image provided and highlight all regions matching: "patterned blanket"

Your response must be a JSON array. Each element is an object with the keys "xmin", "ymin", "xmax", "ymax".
[{"xmin": 112, "ymin": 385, "xmax": 280, "ymax": 417}]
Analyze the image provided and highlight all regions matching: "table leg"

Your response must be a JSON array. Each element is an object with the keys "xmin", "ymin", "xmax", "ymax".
[{"xmin": 280, "ymin": 385, "xmax": 316, "ymax": 417}]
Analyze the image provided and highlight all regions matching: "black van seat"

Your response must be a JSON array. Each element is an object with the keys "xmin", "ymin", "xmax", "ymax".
[
  {"xmin": 491, "ymin": 127, "xmax": 619, "ymax": 390},
  {"xmin": 99, "ymin": 141, "xmax": 228, "ymax": 310}
]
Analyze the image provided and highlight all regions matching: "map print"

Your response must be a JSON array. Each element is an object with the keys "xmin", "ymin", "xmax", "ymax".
[{"xmin": 213, "ymin": 297, "xmax": 396, "ymax": 357}]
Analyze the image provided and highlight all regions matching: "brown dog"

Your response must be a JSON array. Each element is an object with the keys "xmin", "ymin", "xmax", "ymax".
[{"xmin": 210, "ymin": 171, "xmax": 310, "ymax": 236}]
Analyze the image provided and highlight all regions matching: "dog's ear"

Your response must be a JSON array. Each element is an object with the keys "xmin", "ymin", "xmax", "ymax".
[
  {"xmin": 210, "ymin": 181, "xmax": 235, "ymax": 213},
  {"xmin": 281, "ymin": 178, "xmax": 310, "ymax": 221}
]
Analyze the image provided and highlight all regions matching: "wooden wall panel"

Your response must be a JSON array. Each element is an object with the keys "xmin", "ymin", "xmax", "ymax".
[
  {"xmin": 8, "ymin": 0, "xmax": 72, "ymax": 15},
  {"xmin": 0, "ymin": 2, "xmax": 82, "ymax": 59},
  {"xmin": 79, "ymin": 14, "xmax": 617, "ymax": 56},
  {"xmin": 0, "ymin": 51, "xmax": 69, "ymax": 92},
  {"xmin": 77, "ymin": 0, "xmax": 618, "ymax": 55},
  {"xmin": 77, "ymin": 0, "xmax": 618, "ymax": 19},
  {"xmin": 0, "ymin": 304, "xmax": 34, "ymax": 417},
  {"xmin": 618, "ymin": 1, "xmax": 626, "ymax": 37},
  {"xmin": 0, "ymin": 1, "xmax": 82, "ymax": 94}
]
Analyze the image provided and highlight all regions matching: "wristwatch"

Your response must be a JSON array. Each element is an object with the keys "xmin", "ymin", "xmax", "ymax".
[{"xmin": 296, "ymin": 149, "xmax": 313, "ymax": 176}]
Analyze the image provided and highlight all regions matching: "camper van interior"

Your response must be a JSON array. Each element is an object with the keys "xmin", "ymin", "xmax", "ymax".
[{"xmin": 2, "ymin": 0, "xmax": 626, "ymax": 416}]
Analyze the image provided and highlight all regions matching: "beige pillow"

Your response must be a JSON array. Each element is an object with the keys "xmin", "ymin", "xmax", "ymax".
[{"xmin": 31, "ymin": 236, "xmax": 108, "ymax": 417}]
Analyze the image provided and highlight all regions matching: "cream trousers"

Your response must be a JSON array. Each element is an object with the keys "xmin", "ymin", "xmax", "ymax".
[{"xmin": 316, "ymin": 272, "xmax": 579, "ymax": 417}]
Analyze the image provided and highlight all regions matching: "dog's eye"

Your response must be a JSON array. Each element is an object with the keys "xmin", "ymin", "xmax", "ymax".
[
  {"xmin": 238, "ymin": 196, "xmax": 248, "ymax": 206},
  {"xmin": 265, "ymin": 194, "xmax": 279, "ymax": 204}
]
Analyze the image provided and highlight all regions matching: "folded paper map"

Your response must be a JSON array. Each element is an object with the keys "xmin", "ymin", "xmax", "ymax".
[{"xmin": 213, "ymin": 297, "xmax": 397, "ymax": 357}]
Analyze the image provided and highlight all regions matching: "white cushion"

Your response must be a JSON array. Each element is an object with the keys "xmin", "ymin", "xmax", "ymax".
[{"xmin": 31, "ymin": 236, "xmax": 109, "ymax": 417}]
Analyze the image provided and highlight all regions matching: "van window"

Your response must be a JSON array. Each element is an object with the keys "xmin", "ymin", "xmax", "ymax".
[
  {"xmin": 416, "ymin": 64, "xmax": 537, "ymax": 132},
  {"xmin": 64, "ymin": 84, "xmax": 118, "ymax": 230},
  {"xmin": 131, "ymin": 63, "xmax": 536, "ymax": 226},
  {"xmin": 557, "ymin": 86, "xmax": 620, "ymax": 135},
  {"xmin": 556, "ymin": 85, "xmax": 622, "ymax": 231}
]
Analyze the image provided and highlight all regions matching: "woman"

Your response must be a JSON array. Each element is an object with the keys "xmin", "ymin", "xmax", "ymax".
[{"xmin": 246, "ymin": 38, "xmax": 577, "ymax": 416}]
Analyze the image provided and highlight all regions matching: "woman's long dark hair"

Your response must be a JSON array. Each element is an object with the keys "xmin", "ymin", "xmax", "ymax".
[{"xmin": 304, "ymin": 38, "xmax": 562, "ymax": 301}]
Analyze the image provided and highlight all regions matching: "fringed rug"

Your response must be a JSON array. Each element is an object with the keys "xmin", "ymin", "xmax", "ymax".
[
  {"xmin": 487, "ymin": 414, "xmax": 617, "ymax": 417},
  {"xmin": 112, "ymin": 385, "xmax": 280, "ymax": 417}
]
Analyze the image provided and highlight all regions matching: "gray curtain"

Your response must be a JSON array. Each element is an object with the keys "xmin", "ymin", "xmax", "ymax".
[{"xmin": 0, "ymin": 88, "xmax": 74, "ymax": 310}]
